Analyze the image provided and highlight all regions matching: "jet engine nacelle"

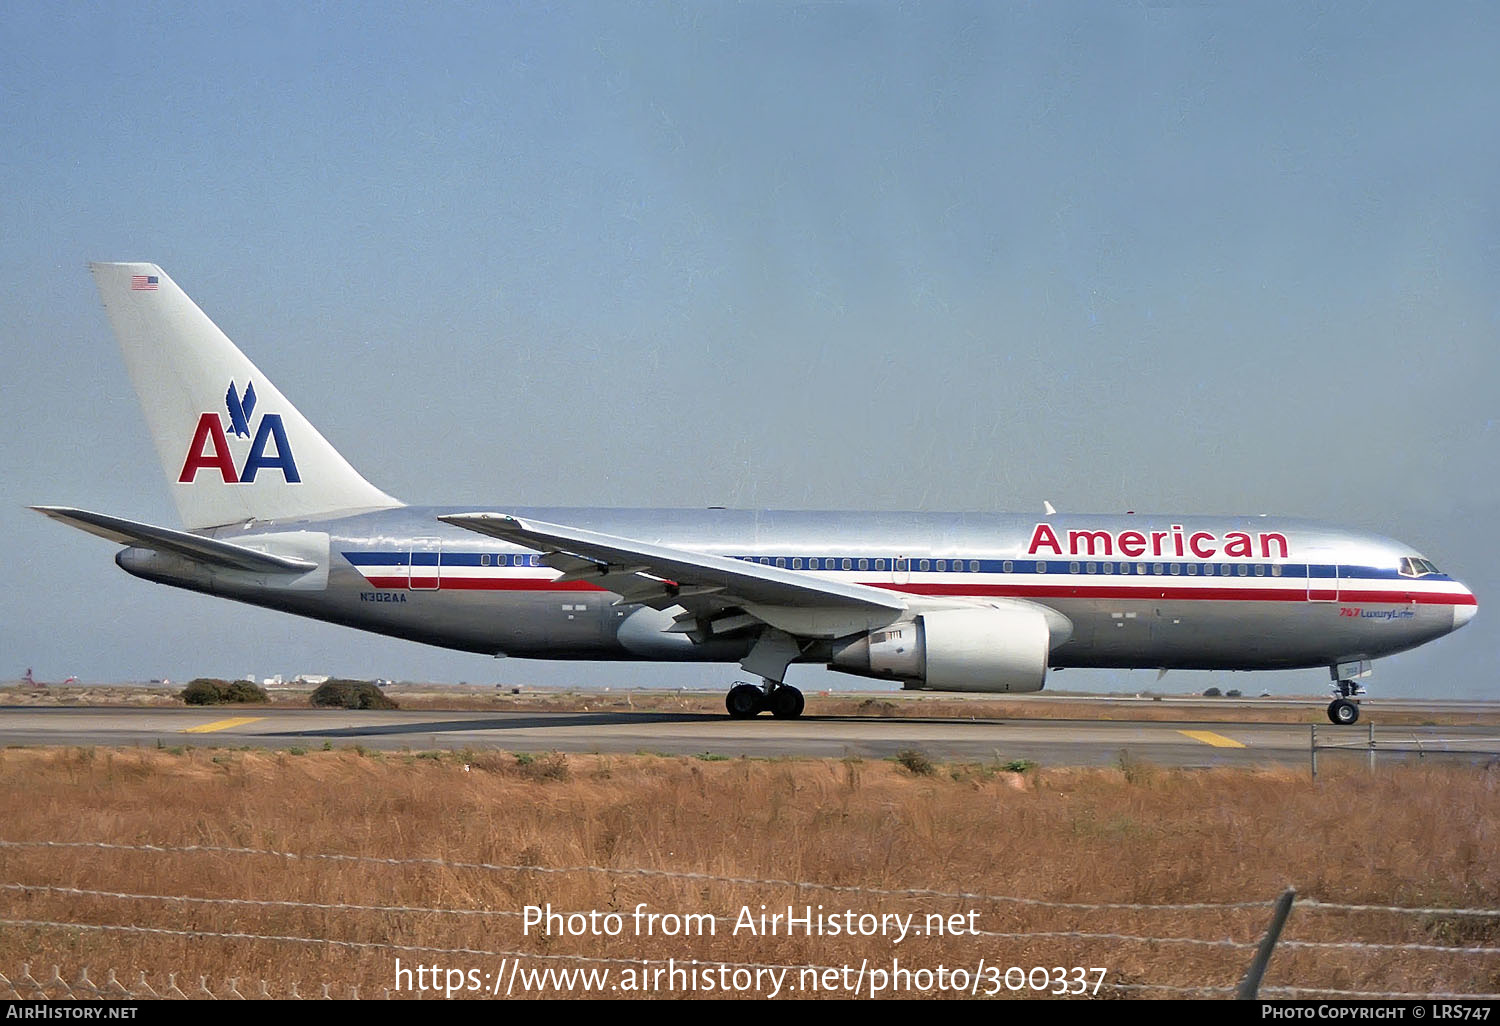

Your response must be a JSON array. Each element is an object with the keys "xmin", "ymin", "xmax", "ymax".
[{"xmin": 828, "ymin": 602, "xmax": 1067, "ymax": 693}]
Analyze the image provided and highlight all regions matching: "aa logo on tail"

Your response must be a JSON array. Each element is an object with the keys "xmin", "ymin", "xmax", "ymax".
[{"xmin": 178, "ymin": 380, "xmax": 301, "ymax": 484}]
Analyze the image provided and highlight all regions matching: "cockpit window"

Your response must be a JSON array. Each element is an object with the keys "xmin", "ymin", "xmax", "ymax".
[{"xmin": 1399, "ymin": 557, "xmax": 1440, "ymax": 578}]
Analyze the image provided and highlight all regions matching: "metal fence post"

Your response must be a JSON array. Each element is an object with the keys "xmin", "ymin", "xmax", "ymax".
[
  {"xmin": 1310, "ymin": 724, "xmax": 1317, "ymax": 780},
  {"xmin": 1237, "ymin": 887, "xmax": 1297, "ymax": 1000},
  {"xmin": 1368, "ymin": 722, "xmax": 1375, "ymax": 773}
]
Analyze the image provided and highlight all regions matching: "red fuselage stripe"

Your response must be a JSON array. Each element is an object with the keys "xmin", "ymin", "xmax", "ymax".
[{"xmin": 357, "ymin": 575, "xmax": 1474, "ymax": 605}]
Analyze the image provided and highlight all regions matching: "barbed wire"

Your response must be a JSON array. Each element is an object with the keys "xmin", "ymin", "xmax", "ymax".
[
  {"xmin": 4, "ymin": 837, "xmax": 1496, "ymax": 999},
  {"xmin": 1276, "ymin": 938, "xmax": 1500, "ymax": 955},
  {"xmin": 8, "ymin": 903, "xmax": 1499, "ymax": 957},
  {"xmin": 0, "ymin": 960, "xmax": 1174, "ymax": 1000},
  {"xmin": 1104, "ymin": 981, "xmax": 1236, "ymax": 995},
  {"xmin": 1297, "ymin": 897, "xmax": 1500, "ymax": 917},
  {"xmin": 0, "ymin": 882, "xmax": 1268, "ymax": 946},
  {"xmin": 0, "ymin": 963, "xmax": 373, "ymax": 1000},
  {"xmin": 4, "ymin": 838, "xmax": 1494, "ymax": 919},
  {"xmin": 1, "ymin": 913, "xmax": 1262, "ymax": 960},
  {"xmin": 0, "ymin": 918, "xmax": 851, "ymax": 976},
  {"xmin": 5, "ymin": 961, "xmax": 1499, "ymax": 1002},
  {"xmin": 0, "ymin": 882, "xmax": 522, "ymax": 921},
  {"xmin": 0, "ymin": 838, "xmax": 1296, "ymax": 914},
  {"xmin": 1262, "ymin": 985, "xmax": 1500, "ymax": 1000}
]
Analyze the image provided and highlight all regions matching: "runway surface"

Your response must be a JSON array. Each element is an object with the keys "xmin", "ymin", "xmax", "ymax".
[{"xmin": 3, "ymin": 705, "xmax": 1499, "ymax": 768}]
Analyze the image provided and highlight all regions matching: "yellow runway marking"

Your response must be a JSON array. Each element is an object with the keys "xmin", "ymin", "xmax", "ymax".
[
  {"xmin": 182, "ymin": 717, "xmax": 265, "ymax": 734},
  {"xmin": 1177, "ymin": 730, "xmax": 1246, "ymax": 749}
]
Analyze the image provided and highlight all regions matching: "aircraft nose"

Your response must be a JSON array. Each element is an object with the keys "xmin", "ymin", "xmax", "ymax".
[{"xmin": 1453, "ymin": 589, "xmax": 1478, "ymax": 631}]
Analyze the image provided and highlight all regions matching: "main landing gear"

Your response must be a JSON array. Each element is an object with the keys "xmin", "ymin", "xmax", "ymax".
[
  {"xmin": 725, "ymin": 679, "xmax": 805, "ymax": 720},
  {"xmin": 1327, "ymin": 678, "xmax": 1364, "ymax": 725}
]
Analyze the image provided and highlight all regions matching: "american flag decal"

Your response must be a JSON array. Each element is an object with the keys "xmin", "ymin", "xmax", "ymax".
[{"xmin": 131, "ymin": 275, "xmax": 158, "ymax": 291}]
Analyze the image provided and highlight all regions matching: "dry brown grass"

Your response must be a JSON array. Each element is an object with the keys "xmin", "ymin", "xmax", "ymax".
[{"xmin": 0, "ymin": 746, "xmax": 1496, "ymax": 999}]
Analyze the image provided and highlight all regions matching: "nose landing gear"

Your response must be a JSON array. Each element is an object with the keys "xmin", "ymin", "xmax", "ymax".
[
  {"xmin": 1327, "ymin": 678, "xmax": 1364, "ymax": 724},
  {"xmin": 1327, "ymin": 697, "xmax": 1360, "ymax": 725}
]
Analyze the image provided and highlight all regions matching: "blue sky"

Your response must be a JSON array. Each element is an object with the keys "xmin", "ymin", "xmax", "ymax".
[{"xmin": 2, "ymin": 2, "xmax": 1495, "ymax": 695}]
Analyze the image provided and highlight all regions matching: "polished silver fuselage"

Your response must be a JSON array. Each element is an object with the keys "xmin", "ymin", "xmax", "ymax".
[{"xmin": 116, "ymin": 506, "xmax": 1476, "ymax": 677}]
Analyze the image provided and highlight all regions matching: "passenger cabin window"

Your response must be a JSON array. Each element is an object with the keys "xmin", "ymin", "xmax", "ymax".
[
  {"xmin": 776, "ymin": 558, "xmax": 786, "ymax": 568},
  {"xmin": 792, "ymin": 558, "xmax": 802, "ymax": 569},
  {"xmin": 969, "ymin": 561, "xmax": 979, "ymax": 572},
  {"xmin": 1002, "ymin": 560, "xmax": 1013, "ymax": 573},
  {"xmin": 876, "ymin": 559, "xmax": 887, "ymax": 571},
  {"xmin": 919, "ymin": 559, "xmax": 930, "ymax": 572},
  {"xmin": 858, "ymin": 559, "xmax": 868, "ymax": 571},
  {"xmin": 842, "ymin": 558, "xmax": 852, "ymax": 570},
  {"xmin": 935, "ymin": 560, "xmax": 946, "ymax": 571}
]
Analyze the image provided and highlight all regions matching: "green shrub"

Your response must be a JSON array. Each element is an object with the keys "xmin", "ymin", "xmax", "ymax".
[
  {"xmin": 223, "ymin": 679, "xmax": 270, "ymax": 704},
  {"xmin": 182, "ymin": 678, "xmax": 271, "ymax": 705},
  {"xmin": 180, "ymin": 678, "xmax": 229, "ymax": 705},
  {"xmin": 515, "ymin": 751, "xmax": 570, "ymax": 781},
  {"xmin": 309, "ymin": 679, "xmax": 399, "ymax": 710},
  {"xmin": 895, "ymin": 748, "xmax": 935, "ymax": 776}
]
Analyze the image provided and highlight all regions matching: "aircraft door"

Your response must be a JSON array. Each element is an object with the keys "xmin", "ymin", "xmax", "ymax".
[
  {"xmin": 892, "ymin": 551, "xmax": 926, "ymax": 587},
  {"xmin": 409, "ymin": 538, "xmax": 442, "ymax": 590},
  {"xmin": 1307, "ymin": 564, "xmax": 1339, "ymax": 602}
]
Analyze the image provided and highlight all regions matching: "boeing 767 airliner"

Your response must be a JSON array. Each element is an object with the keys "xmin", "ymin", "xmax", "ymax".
[{"xmin": 34, "ymin": 264, "xmax": 1478, "ymax": 724}]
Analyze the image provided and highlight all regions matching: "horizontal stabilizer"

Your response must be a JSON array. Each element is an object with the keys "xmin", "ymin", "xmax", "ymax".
[{"xmin": 31, "ymin": 506, "xmax": 316, "ymax": 574}]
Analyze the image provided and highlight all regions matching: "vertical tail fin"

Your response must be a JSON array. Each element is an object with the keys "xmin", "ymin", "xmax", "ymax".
[{"xmin": 91, "ymin": 262, "xmax": 403, "ymax": 529}]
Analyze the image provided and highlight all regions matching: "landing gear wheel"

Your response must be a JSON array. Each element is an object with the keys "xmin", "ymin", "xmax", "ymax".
[
  {"xmin": 726, "ymin": 683, "xmax": 765, "ymax": 719},
  {"xmin": 1328, "ymin": 698, "xmax": 1359, "ymax": 725},
  {"xmin": 770, "ymin": 685, "xmax": 805, "ymax": 720}
]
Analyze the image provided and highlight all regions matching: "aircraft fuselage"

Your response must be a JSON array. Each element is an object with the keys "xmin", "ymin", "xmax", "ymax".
[{"xmin": 116, "ymin": 505, "xmax": 1476, "ymax": 677}]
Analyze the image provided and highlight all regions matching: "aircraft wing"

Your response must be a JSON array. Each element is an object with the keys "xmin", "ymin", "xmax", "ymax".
[
  {"xmin": 437, "ymin": 511, "xmax": 908, "ymax": 639},
  {"xmin": 32, "ymin": 506, "xmax": 317, "ymax": 574}
]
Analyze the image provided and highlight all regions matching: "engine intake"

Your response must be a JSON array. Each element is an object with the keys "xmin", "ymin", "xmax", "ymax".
[{"xmin": 828, "ymin": 603, "xmax": 1062, "ymax": 693}]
